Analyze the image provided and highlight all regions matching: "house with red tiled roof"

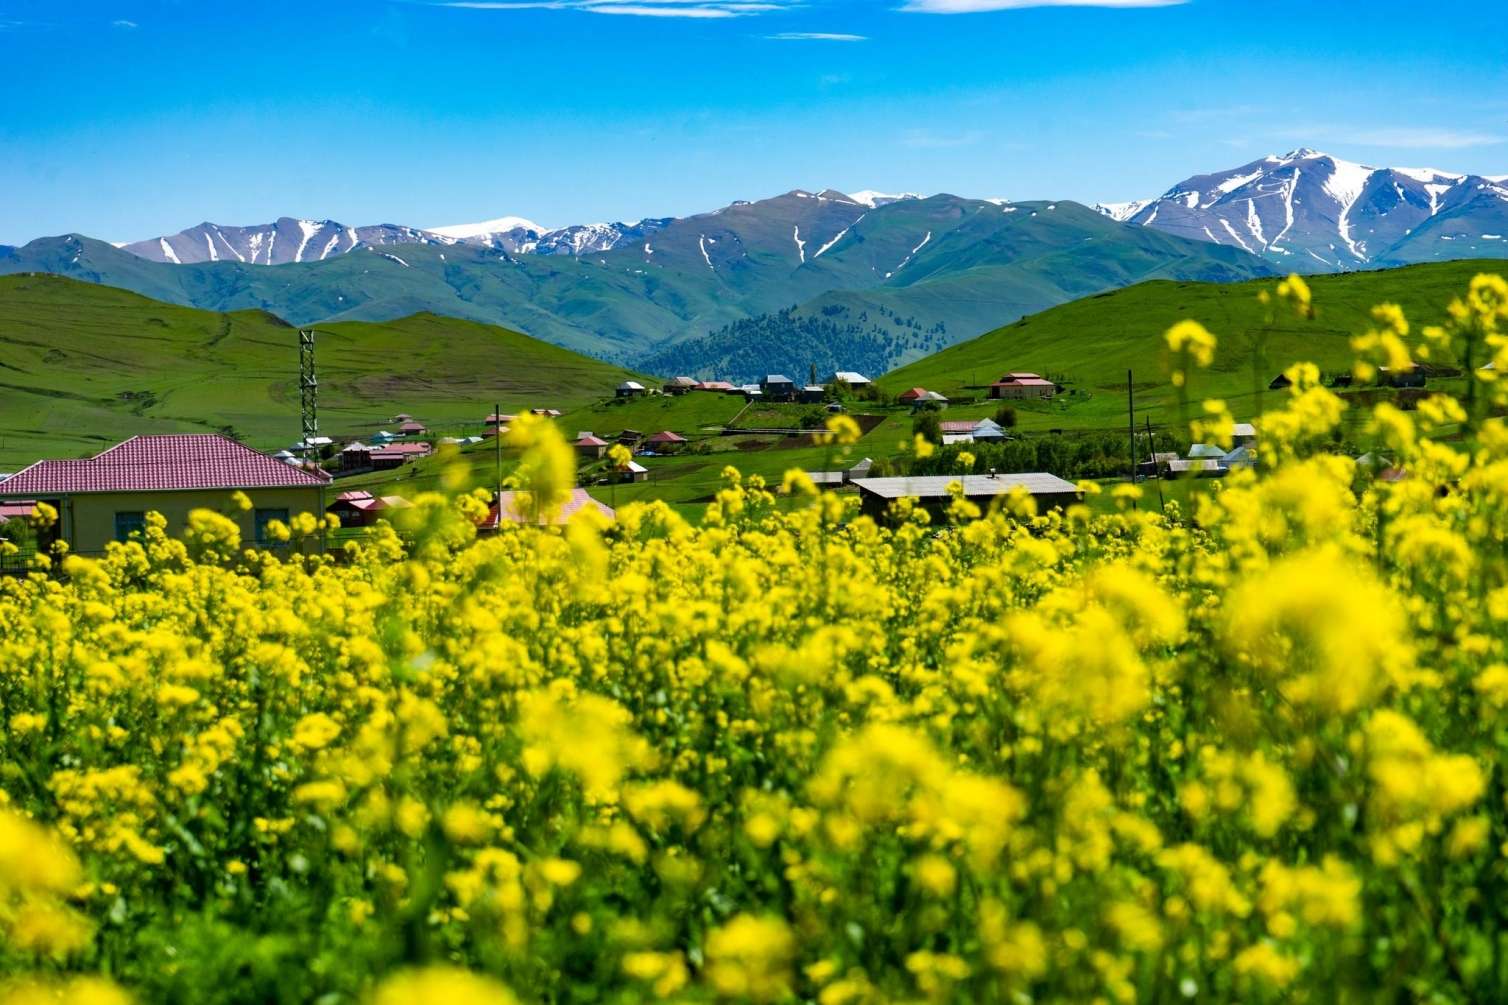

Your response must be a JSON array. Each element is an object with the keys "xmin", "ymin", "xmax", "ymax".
[
  {"xmin": 573, "ymin": 433, "xmax": 610, "ymax": 459},
  {"xmin": 644, "ymin": 430, "xmax": 687, "ymax": 452},
  {"xmin": 0, "ymin": 434, "xmax": 331, "ymax": 554}
]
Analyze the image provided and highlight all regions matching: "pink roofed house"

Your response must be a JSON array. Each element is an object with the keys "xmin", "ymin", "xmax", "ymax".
[
  {"xmin": 0, "ymin": 434, "xmax": 331, "ymax": 554},
  {"xmin": 573, "ymin": 433, "xmax": 610, "ymax": 459},
  {"xmin": 480, "ymin": 488, "xmax": 616, "ymax": 529},
  {"xmin": 644, "ymin": 430, "xmax": 687, "ymax": 452}
]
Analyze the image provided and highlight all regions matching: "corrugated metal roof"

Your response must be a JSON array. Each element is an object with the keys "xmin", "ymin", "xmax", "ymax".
[
  {"xmin": 0, "ymin": 435, "xmax": 330, "ymax": 496},
  {"xmin": 852, "ymin": 473, "xmax": 1079, "ymax": 500}
]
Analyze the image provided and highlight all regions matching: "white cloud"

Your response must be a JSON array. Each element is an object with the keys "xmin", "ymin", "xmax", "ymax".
[
  {"xmin": 767, "ymin": 31, "xmax": 867, "ymax": 40},
  {"xmin": 902, "ymin": 0, "xmax": 1183, "ymax": 13},
  {"xmin": 438, "ymin": 0, "xmax": 791, "ymax": 15},
  {"xmin": 112, "ymin": 18, "xmax": 138, "ymax": 28}
]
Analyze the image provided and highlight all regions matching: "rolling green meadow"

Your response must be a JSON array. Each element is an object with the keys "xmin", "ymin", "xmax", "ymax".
[
  {"xmin": 0, "ymin": 274, "xmax": 642, "ymax": 470},
  {"xmin": 3, "ymin": 259, "xmax": 1503, "ymax": 520}
]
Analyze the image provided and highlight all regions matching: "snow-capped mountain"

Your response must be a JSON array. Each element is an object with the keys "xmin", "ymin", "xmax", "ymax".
[
  {"xmin": 115, "ymin": 192, "xmax": 924, "ymax": 266},
  {"xmin": 1100, "ymin": 149, "xmax": 1508, "ymax": 270},
  {"xmin": 121, "ymin": 218, "xmax": 454, "ymax": 265}
]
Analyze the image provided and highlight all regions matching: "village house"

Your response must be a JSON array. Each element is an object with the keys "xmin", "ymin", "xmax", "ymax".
[
  {"xmin": 485, "ymin": 413, "xmax": 516, "ymax": 430},
  {"xmin": 644, "ymin": 430, "xmax": 687, "ymax": 453},
  {"xmin": 392, "ymin": 413, "xmax": 414, "ymax": 423},
  {"xmin": 989, "ymin": 372, "xmax": 1056, "ymax": 400},
  {"xmin": 695, "ymin": 380, "xmax": 736, "ymax": 393},
  {"xmin": 530, "ymin": 408, "xmax": 563, "ymax": 418},
  {"xmin": 397, "ymin": 420, "xmax": 428, "ymax": 437},
  {"xmin": 663, "ymin": 376, "xmax": 698, "ymax": 395},
  {"xmin": 480, "ymin": 488, "xmax": 616, "ymax": 528},
  {"xmin": 618, "ymin": 429, "xmax": 644, "ymax": 447},
  {"xmin": 799, "ymin": 385, "xmax": 826, "ymax": 404},
  {"xmin": 616, "ymin": 381, "xmax": 647, "ymax": 399},
  {"xmin": 0, "ymin": 434, "xmax": 331, "ymax": 554},
  {"xmin": 826, "ymin": 371, "xmax": 872, "ymax": 389},
  {"xmin": 897, "ymin": 387, "xmax": 929, "ymax": 405},
  {"xmin": 760, "ymin": 374, "xmax": 797, "ymax": 400},
  {"xmin": 619, "ymin": 461, "xmax": 649, "ymax": 484},
  {"xmin": 851, "ymin": 472, "xmax": 1080, "ymax": 521},
  {"xmin": 573, "ymin": 433, "xmax": 610, "ymax": 459},
  {"xmin": 326, "ymin": 490, "xmax": 414, "ymax": 528},
  {"xmin": 803, "ymin": 457, "xmax": 877, "ymax": 488},
  {"xmin": 340, "ymin": 442, "xmax": 375, "ymax": 471}
]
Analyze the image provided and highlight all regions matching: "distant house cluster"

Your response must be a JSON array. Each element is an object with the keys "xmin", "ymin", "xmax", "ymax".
[
  {"xmin": 658, "ymin": 371, "xmax": 872, "ymax": 402},
  {"xmin": 1143, "ymin": 423, "xmax": 1257, "ymax": 479}
]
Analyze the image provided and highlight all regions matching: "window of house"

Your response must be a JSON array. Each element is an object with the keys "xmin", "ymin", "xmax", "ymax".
[
  {"xmin": 254, "ymin": 508, "xmax": 290, "ymax": 545},
  {"xmin": 114, "ymin": 511, "xmax": 146, "ymax": 542}
]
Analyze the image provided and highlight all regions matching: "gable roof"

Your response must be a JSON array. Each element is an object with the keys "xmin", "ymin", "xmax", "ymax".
[
  {"xmin": 483, "ymin": 488, "xmax": 616, "ymax": 528},
  {"xmin": 0, "ymin": 435, "xmax": 330, "ymax": 497},
  {"xmin": 646, "ymin": 430, "xmax": 687, "ymax": 444}
]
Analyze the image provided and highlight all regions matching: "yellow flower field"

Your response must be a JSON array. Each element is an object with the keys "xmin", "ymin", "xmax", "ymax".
[{"xmin": 2, "ymin": 276, "xmax": 1507, "ymax": 1003}]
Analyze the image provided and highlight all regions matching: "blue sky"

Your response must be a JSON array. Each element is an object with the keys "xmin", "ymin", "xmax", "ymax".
[{"xmin": 1, "ymin": 0, "xmax": 1504, "ymax": 244}]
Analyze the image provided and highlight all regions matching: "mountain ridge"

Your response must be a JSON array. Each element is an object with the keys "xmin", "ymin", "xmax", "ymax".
[{"xmin": 1096, "ymin": 149, "xmax": 1508, "ymax": 271}]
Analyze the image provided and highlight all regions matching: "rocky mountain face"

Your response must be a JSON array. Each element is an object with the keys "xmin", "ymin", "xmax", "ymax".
[
  {"xmin": 120, "ymin": 218, "xmax": 452, "ymax": 265},
  {"xmin": 1099, "ymin": 149, "xmax": 1508, "ymax": 270}
]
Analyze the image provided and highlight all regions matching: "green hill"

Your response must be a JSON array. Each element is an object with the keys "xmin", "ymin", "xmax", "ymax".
[
  {"xmin": 0, "ymin": 274, "xmax": 642, "ymax": 469},
  {"xmin": 879, "ymin": 259, "xmax": 1507, "ymax": 431}
]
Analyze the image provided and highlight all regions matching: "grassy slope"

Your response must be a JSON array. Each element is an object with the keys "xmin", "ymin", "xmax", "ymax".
[
  {"xmin": 879, "ymin": 259, "xmax": 1507, "ymax": 431},
  {"xmin": 0, "ymin": 274, "xmax": 643, "ymax": 469}
]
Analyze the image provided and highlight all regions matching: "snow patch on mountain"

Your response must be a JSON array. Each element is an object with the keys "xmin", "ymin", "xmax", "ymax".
[
  {"xmin": 847, "ymin": 190, "xmax": 920, "ymax": 209},
  {"xmin": 1095, "ymin": 199, "xmax": 1152, "ymax": 222},
  {"xmin": 428, "ymin": 216, "xmax": 544, "ymax": 240}
]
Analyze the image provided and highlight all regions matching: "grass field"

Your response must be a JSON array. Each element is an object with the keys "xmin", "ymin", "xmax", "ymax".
[{"xmin": 0, "ymin": 274, "xmax": 644, "ymax": 470}]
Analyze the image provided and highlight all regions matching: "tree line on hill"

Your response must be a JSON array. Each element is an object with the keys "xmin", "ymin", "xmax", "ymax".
[
  {"xmin": 897, "ymin": 428, "xmax": 1185, "ymax": 482},
  {"xmin": 639, "ymin": 306, "xmax": 950, "ymax": 384}
]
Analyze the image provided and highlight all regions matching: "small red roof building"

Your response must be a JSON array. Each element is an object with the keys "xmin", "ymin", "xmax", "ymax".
[
  {"xmin": 897, "ymin": 387, "xmax": 929, "ymax": 404},
  {"xmin": 573, "ymin": 434, "xmax": 610, "ymax": 447},
  {"xmin": 398, "ymin": 421, "xmax": 427, "ymax": 435},
  {"xmin": 645, "ymin": 430, "xmax": 687, "ymax": 445}
]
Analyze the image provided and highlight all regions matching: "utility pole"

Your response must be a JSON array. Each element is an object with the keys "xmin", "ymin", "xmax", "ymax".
[
  {"xmin": 1146, "ymin": 415, "xmax": 1166, "ymax": 517},
  {"xmin": 494, "ymin": 400, "xmax": 504, "ymax": 528},
  {"xmin": 298, "ymin": 330, "xmax": 318, "ymax": 460},
  {"xmin": 1126, "ymin": 370, "xmax": 1138, "ymax": 498}
]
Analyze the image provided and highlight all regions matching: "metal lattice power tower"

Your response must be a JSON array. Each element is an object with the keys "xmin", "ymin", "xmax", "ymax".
[{"xmin": 298, "ymin": 329, "xmax": 318, "ymax": 455}]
